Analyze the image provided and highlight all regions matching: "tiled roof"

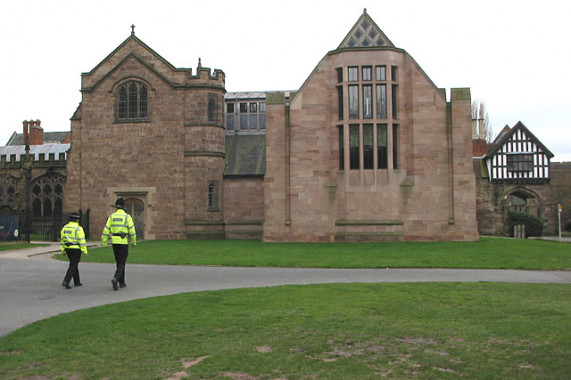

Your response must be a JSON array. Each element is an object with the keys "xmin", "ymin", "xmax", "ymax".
[
  {"xmin": 224, "ymin": 135, "xmax": 265, "ymax": 176},
  {"xmin": 485, "ymin": 121, "xmax": 554, "ymax": 158},
  {"xmin": 6, "ymin": 132, "xmax": 70, "ymax": 146}
]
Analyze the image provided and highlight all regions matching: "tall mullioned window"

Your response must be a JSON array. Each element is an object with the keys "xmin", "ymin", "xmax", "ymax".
[
  {"xmin": 118, "ymin": 81, "xmax": 148, "ymax": 120},
  {"xmin": 336, "ymin": 64, "xmax": 400, "ymax": 171},
  {"xmin": 208, "ymin": 95, "xmax": 217, "ymax": 123},
  {"xmin": 208, "ymin": 182, "xmax": 219, "ymax": 211}
]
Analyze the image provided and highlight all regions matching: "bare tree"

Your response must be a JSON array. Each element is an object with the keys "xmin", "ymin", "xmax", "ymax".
[{"xmin": 471, "ymin": 100, "xmax": 493, "ymax": 142}]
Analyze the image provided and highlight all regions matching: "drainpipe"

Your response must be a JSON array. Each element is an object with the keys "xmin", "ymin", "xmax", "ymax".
[{"xmin": 285, "ymin": 99, "xmax": 291, "ymax": 226}]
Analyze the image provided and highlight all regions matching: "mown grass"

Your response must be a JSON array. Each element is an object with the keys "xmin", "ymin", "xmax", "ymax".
[
  {"xmin": 72, "ymin": 237, "xmax": 571, "ymax": 270},
  {"xmin": 0, "ymin": 242, "xmax": 47, "ymax": 251},
  {"xmin": 1, "ymin": 283, "xmax": 569, "ymax": 379}
]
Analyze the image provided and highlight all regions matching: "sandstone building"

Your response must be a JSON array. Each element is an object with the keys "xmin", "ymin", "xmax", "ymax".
[{"xmin": 3, "ymin": 10, "xmax": 484, "ymax": 242}]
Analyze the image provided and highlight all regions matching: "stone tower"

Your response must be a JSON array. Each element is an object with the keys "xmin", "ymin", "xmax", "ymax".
[{"xmin": 64, "ymin": 28, "xmax": 226, "ymax": 239}]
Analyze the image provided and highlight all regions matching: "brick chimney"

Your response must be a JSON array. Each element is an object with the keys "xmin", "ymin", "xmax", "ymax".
[
  {"xmin": 472, "ymin": 118, "xmax": 488, "ymax": 157},
  {"xmin": 22, "ymin": 120, "xmax": 29, "ymax": 145},
  {"xmin": 29, "ymin": 120, "xmax": 44, "ymax": 145},
  {"xmin": 473, "ymin": 139, "xmax": 488, "ymax": 157}
]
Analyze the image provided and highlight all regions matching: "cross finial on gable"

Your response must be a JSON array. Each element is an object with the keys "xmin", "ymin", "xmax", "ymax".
[{"xmin": 131, "ymin": 24, "xmax": 135, "ymax": 35}]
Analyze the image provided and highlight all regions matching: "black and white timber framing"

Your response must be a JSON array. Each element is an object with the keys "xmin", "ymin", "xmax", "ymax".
[{"xmin": 484, "ymin": 121, "xmax": 554, "ymax": 184}]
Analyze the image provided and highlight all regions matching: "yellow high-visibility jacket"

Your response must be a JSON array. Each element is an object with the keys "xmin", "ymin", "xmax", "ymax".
[
  {"xmin": 60, "ymin": 221, "xmax": 88, "ymax": 255},
  {"xmin": 101, "ymin": 209, "xmax": 137, "ymax": 247}
]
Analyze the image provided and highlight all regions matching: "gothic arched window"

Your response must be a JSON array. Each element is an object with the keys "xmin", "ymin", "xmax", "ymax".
[
  {"xmin": 0, "ymin": 176, "xmax": 17, "ymax": 210},
  {"xmin": 31, "ymin": 174, "xmax": 64, "ymax": 218},
  {"xmin": 117, "ymin": 81, "xmax": 148, "ymax": 120}
]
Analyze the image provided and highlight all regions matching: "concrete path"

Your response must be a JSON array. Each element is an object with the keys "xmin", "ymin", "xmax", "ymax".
[{"xmin": 1, "ymin": 243, "xmax": 570, "ymax": 338}]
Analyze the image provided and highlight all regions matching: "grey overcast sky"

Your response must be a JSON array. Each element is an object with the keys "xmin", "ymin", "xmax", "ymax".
[{"xmin": 1, "ymin": 0, "xmax": 569, "ymax": 161}]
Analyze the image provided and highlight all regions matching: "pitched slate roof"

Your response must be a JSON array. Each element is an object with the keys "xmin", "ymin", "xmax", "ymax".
[
  {"xmin": 485, "ymin": 121, "xmax": 554, "ymax": 158},
  {"xmin": 5, "ymin": 131, "xmax": 70, "ymax": 146},
  {"xmin": 224, "ymin": 135, "xmax": 266, "ymax": 176}
]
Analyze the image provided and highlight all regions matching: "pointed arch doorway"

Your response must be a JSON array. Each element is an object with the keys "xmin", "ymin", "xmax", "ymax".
[
  {"xmin": 506, "ymin": 188, "xmax": 540, "ymax": 217},
  {"xmin": 124, "ymin": 197, "xmax": 145, "ymax": 240}
]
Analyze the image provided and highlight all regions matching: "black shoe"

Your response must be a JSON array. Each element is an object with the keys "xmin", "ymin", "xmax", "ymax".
[
  {"xmin": 119, "ymin": 283, "xmax": 127, "ymax": 288},
  {"xmin": 75, "ymin": 283, "xmax": 83, "ymax": 287},
  {"xmin": 62, "ymin": 282, "xmax": 72, "ymax": 289},
  {"xmin": 111, "ymin": 278, "xmax": 118, "ymax": 291}
]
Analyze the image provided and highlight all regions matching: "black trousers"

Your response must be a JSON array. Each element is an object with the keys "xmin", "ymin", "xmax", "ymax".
[
  {"xmin": 112, "ymin": 244, "xmax": 129, "ymax": 285},
  {"xmin": 63, "ymin": 249, "xmax": 82, "ymax": 285}
]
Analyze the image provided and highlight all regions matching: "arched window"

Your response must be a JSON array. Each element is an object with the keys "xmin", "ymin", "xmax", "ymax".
[
  {"xmin": 31, "ymin": 174, "xmax": 64, "ymax": 218},
  {"xmin": 0, "ymin": 176, "xmax": 17, "ymax": 210},
  {"xmin": 117, "ymin": 81, "xmax": 148, "ymax": 120}
]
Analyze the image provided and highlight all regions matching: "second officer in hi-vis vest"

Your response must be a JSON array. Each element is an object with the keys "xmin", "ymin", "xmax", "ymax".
[
  {"xmin": 60, "ymin": 212, "xmax": 88, "ymax": 289},
  {"xmin": 101, "ymin": 197, "xmax": 136, "ymax": 290}
]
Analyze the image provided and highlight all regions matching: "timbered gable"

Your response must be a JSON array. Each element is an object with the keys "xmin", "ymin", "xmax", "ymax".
[{"xmin": 484, "ymin": 121, "xmax": 554, "ymax": 184}]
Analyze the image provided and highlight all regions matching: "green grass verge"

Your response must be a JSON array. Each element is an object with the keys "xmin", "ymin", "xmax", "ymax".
[
  {"xmin": 70, "ymin": 237, "xmax": 571, "ymax": 270},
  {"xmin": 0, "ymin": 283, "xmax": 569, "ymax": 379},
  {"xmin": 0, "ymin": 242, "xmax": 47, "ymax": 251}
]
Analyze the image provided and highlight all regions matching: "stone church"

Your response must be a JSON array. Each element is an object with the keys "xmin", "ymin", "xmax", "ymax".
[{"xmin": 7, "ymin": 10, "xmax": 482, "ymax": 242}]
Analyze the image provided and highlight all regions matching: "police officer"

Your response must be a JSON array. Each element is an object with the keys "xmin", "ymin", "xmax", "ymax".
[
  {"xmin": 60, "ymin": 211, "xmax": 88, "ymax": 289},
  {"xmin": 101, "ymin": 197, "xmax": 136, "ymax": 290}
]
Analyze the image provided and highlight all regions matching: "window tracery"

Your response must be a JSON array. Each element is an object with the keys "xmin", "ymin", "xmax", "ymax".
[
  {"xmin": 31, "ymin": 174, "xmax": 64, "ymax": 218},
  {"xmin": 117, "ymin": 81, "xmax": 148, "ymax": 121}
]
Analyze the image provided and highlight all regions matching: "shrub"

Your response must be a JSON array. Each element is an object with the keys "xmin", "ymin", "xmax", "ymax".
[{"xmin": 507, "ymin": 211, "xmax": 544, "ymax": 237}]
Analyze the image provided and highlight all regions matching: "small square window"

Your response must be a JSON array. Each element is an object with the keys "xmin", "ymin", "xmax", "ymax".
[
  {"xmin": 226, "ymin": 103, "xmax": 235, "ymax": 113},
  {"xmin": 239, "ymin": 103, "xmax": 248, "ymax": 113},
  {"xmin": 260, "ymin": 114, "xmax": 266, "ymax": 129},
  {"xmin": 250, "ymin": 115, "xmax": 258, "ymax": 129},
  {"xmin": 376, "ymin": 65, "xmax": 386, "ymax": 81},
  {"xmin": 348, "ymin": 67, "xmax": 358, "ymax": 82},
  {"xmin": 362, "ymin": 66, "xmax": 372, "ymax": 81},
  {"xmin": 259, "ymin": 102, "xmax": 266, "ymax": 113},
  {"xmin": 250, "ymin": 103, "xmax": 257, "ymax": 113},
  {"xmin": 240, "ymin": 115, "xmax": 248, "ymax": 129}
]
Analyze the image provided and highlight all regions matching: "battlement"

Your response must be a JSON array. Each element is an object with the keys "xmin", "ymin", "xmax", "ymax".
[
  {"xmin": 0, "ymin": 144, "xmax": 69, "ymax": 168},
  {"xmin": 187, "ymin": 62, "xmax": 225, "ymax": 87}
]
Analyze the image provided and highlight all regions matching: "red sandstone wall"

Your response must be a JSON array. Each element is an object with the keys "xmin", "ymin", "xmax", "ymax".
[
  {"xmin": 223, "ymin": 177, "xmax": 264, "ymax": 239},
  {"xmin": 264, "ymin": 48, "xmax": 478, "ymax": 242},
  {"xmin": 63, "ymin": 35, "xmax": 225, "ymax": 240}
]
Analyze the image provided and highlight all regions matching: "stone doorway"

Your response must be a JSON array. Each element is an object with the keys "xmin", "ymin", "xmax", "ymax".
[
  {"xmin": 506, "ymin": 189, "xmax": 539, "ymax": 217},
  {"xmin": 124, "ymin": 197, "xmax": 145, "ymax": 239}
]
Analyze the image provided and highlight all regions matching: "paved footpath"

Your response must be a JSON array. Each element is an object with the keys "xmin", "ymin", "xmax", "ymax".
[{"xmin": 1, "ymin": 243, "xmax": 570, "ymax": 338}]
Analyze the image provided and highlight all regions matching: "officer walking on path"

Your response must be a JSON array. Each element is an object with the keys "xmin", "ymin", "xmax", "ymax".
[
  {"xmin": 101, "ymin": 197, "xmax": 136, "ymax": 291},
  {"xmin": 60, "ymin": 211, "xmax": 88, "ymax": 289}
]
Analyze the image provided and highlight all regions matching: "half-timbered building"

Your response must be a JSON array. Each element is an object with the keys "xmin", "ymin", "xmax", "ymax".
[
  {"xmin": 485, "ymin": 121, "xmax": 553, "ymax": 184},
  {"xmin": 474, "ymin": 121, "xmax": 557, "ymax": 235}
]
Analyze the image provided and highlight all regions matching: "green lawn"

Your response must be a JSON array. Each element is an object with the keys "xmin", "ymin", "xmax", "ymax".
[
  {"xmin": 0, "ymin": 242, "xmax": 48, "ymax": 251},
  {"xmin": 1, "ymin": 283, "xmax": 569, "ymax": 379},
  {"xmin": 2, "ymin": 238, "xmax": 570, "ymax": 379},
  {"xmin": 73, "ymin": 237, "xmax": 571, "ymax": 270}
]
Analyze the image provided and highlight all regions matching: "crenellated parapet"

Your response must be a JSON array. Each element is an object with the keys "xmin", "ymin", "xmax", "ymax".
[{"xmin": 0, "ymin": 146, "xmax": 69, "ymax": 169}]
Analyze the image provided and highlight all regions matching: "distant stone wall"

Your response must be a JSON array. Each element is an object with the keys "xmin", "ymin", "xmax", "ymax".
[
  {"xmin": 474, "ymin": 158, "xmax": 564, "ymax": 236},
  {"xmin": 550, "ymin": 162, "xmax": 571, "ymax": 232}
]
